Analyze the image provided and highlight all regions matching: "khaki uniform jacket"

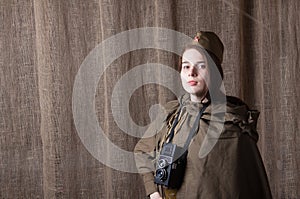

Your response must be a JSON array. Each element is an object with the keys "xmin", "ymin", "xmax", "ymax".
[{"xmin": 134, "ymin": 94, "xmax": 272, "ymax": 199}]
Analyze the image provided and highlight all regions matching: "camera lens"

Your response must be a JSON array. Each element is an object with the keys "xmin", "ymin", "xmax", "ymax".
[{"xmin": 156, "ymin": 169, "xmax": 167, "ymax": 181}]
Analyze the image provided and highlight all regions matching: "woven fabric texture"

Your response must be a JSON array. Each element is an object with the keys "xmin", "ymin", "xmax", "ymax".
[{"xmin": 0, "ymin": 0, "xmax": 299, "ymax": 198}]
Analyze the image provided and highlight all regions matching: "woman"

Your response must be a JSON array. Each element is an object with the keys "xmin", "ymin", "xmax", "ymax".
[{"xmin": 134, "ymin": 31, "xmax": 272, "ymax": 199}]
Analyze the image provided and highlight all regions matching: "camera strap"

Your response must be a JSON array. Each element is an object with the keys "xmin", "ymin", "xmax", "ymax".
[
  {"xmin": 183, "ymin": 103, "xmax": 209, "ymax": 150},
  {"xmin": 166, "ymin": 102, "xmax": 209, "ymax": 148}
]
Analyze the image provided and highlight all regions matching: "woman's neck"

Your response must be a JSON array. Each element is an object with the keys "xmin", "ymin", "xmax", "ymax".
[{"xmin": 190, "ymin": 94, "xmax": 209, "ymax": 103}]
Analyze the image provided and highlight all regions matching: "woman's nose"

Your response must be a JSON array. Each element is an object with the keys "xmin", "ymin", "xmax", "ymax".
[{"xmin": 188, "ymin": 66, "xmax": 198, "ymax": 77}]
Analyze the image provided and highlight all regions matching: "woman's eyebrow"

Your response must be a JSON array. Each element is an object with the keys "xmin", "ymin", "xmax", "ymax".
[
  {"xmin": 195, "ymin": 61, "xmax": 205, "ymax": 64},
  {"xmin": 182, "ymin": 61, "xmax": 205, "ymax": 64}
]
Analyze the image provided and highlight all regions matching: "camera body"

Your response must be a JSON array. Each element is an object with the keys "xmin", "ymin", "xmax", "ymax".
[{"xmin": 154, "ymin": 142, "xmax": 187, "ymax": 189}]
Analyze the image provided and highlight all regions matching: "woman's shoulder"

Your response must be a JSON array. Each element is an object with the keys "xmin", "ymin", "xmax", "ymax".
[
  {"xmin": 224, "ymin": 95, "xmax": 260, "ymax": 141},
  {"xmin": 224, "ymin": 95, "xmax": 252, "ymax": 117},
  {"xmin": 226, "ymin": 95, "xmax": 249, "ymax": 108},
  {"xmin": 224, "ymin": 96, "xmax": 259, "ymax": 121},
  {"xmin": 162, "ymin": 99, "xmax": 180, "ymax": 115}
]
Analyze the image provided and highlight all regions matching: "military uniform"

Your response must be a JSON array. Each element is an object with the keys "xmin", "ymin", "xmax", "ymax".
[{"xmin": 134, "ymin": 94, "xmax": 272, "ymax": 199}]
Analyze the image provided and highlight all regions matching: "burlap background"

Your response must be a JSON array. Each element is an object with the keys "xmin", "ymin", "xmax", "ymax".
[{"xmin": 0, "ymin": 0, "xmax": 299, "ymax": 198}]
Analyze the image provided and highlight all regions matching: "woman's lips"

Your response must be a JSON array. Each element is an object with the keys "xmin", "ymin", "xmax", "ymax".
[{"xmin": 188, "ymin": 80, "xmax": 197, "ymax": 86}]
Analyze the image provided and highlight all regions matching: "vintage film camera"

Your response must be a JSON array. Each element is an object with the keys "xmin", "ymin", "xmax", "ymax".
[{"xmin": 154, "ymin": 142, "xmax": 187, "ymax": 189}]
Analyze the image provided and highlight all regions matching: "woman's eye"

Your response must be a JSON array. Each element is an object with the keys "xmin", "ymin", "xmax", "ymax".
[
  {"xmin": 197, "ymin": 64, "xmax": 206, "ymax": 69},
  {"xmin": 182, "ymin": 65, "xmax": 189, "ymax": 69}
]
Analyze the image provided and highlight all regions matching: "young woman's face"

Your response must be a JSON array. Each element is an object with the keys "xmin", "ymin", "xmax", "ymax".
[{"xmin": 180, "ymin": 48, "xmax": 210, "ymax": 102}]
